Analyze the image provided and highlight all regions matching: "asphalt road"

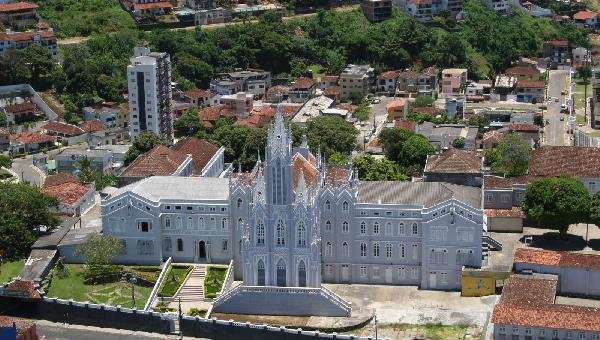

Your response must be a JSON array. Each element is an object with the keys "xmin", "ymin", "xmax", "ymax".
[
  {"xmin": 11, "ymin": 157, "xmax": 44, "ymax": 187},
  {"xmin": 544, "ymin": 70, "xmax": 569, "ymax": 146}
]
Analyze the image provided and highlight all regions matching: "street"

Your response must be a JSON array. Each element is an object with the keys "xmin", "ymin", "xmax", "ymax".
[
  {"xmin": 544, "ymin": 70, "xmax": 570, "ymax": 146},
  {"xmin": 9, "ymin": 146, "xmax": 65, "ymax": 187}
]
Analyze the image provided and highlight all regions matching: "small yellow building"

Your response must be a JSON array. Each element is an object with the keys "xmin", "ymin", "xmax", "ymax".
[
  {"xmin": 461, "ymin": 269, "xmax": 511, "ymax": 297},
  {"xmin": 386, "ymin": 99, "xmax": 407, "ymax": 122}
]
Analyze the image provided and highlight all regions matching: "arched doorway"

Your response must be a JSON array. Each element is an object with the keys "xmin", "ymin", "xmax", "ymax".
[
  {"xmin": 298, "ymin": 261, "xmax": 306, "ymax": 287},
  {"xmin": 198, "ymin": 240, "xmax": 206, "ymax": 260},
  {"xmin": 257, "ymin": 260, "xmax": 265, "ymax": 286},
  {"xmin": 276, "ymin": 259, "xmax": 286, "ymax": 287}
]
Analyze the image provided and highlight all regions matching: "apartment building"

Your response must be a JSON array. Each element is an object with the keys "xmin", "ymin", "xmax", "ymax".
[
  {"xmin": 441, "ymin": 69, "xmax": 467, "ymax": 95},
  {"xmin": 361, "ymin": 0, "xmax": 392, "ymax": 23},
  {"xmin": 339, "ymin": 64, "xmax": 374, "ymax": 100}
]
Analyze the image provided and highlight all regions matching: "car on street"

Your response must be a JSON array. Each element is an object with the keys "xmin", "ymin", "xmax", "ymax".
[
  {"xmin": 554, "ymin": 98, "xmax": 560, "ymax": 102},
  {"xmin": 561, "ymin": 90, "xmax": 567, "ymax": 95},
  {"xmin": 560, "ymin": 117, "xmax": 565, "ymax": 121}
]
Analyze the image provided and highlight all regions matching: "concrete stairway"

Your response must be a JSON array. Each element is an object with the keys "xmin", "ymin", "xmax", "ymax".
[{"xmin": 174, "ymin": 265, "xmax": 206, "ymax": 303}]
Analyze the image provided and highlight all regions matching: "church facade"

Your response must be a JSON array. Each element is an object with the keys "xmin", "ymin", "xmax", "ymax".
[{"xmin": 101, "ymin": 111, "xmax": 484, "ymax": 300}]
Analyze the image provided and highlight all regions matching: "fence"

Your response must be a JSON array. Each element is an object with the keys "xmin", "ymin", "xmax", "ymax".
[
  {"xmin": 180, "ymin": 316, "xmax": 373, "ymax": 340},
  {"xmin": 0, "ymin": 84, "xmax": 58, "ymax": 122},
  {"xmin": 143, "ymin": 257, "xmax": 172, "ymax": 311},
  {"xmin": 574, "ymin": 129, "xmax": 600, "ymax": 147}
]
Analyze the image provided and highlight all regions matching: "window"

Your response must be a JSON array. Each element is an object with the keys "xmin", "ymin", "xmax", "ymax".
[
  {"xmin": 222, "ymin": 240, "xmax": 228, "ymax": 252},
  {"xmin": 386, "ymin": 243, "xmax": 392, "ymax": 258},
  {"xmin": 342, "ymin": 221, "xmax": 349, "ymax": 233},
  {"xmin": 136, "ymin": 240, "xmax": 154, "ymax": 256},
  {"xmin": 430, "ymin": 227, "xmax": 448, "ymax": 241},
  {"xmin": 237, "ymin": 218, "xmax": 243, "ymax": 231},
  {"xmin": 360, "ymin": 242, "xmax": 367, "ymax": 257},
  {"xmin": 139, "ymin": 221, "xmax": 150, "ymax": 232},
  {"xmin": 198, "ymin": 217, "xmax": 204, "ymax": 229},
  {"xmin": 398, "ymin": 267, "xmax": 406, "ymax": 279},
  {"xmin": 430, "ymin": 249, "xmax": 448, "ymax": 264},
  {"xmin": 325, "ymin": 220, "xmax": 332, "ymax": 232},
  {"xmin": 325, "ymin": 200, "xmax": 331, "ymax": 210},
  {"xmin": 499, "ymin": 326, "xmax": 506, "ymax": 334},
  {"xmin": 256, "ymin": 220, "xmax": 265, "ymax": 245},
  {"xmin": 237, "ymin": 198, "xmax": 243, "ymax": 208},
  {"xmin": 399, "ymin": 223, "xmax": 405, "ymax": 235},
  {"xmin": 187, "ymin": 217, "xmax": 193, "ymax": 229},
  {"xmin": 373, "ymin": 222, "xmax": 380, "ymax": 235},
  {"xmin": 457, "ymin": 228, "xmax": 474, "ymax": 242},
  {"xmin": 221, "ymin": 218, "xmax": 228, "ymax": 230},
  {"xmin": 163, "ymin": 238, "xmax": 172, "ymax": 252},
  {"xmin": 297, "ymin": 222, "xmax": 306, "ymax": 247},
  {"xmin": 440, "ymin": 272, "xmax": 448, "ymax": 284},
  {"xmin": 373, "ymin": 243, "xmax": 380, "ymax": 257},
  {"xmin": 276, "ymin": 219, "xmax": 286, "ymax": 246},
  {"xmin": 164, "ymin": 217, "xmax": 171, "ymax": 229},
  {"xmin": 325, "ymin": 242, "xmax": 333, "ymax": 256},
  {"xmin": 360, "ymin": 266, "xmax": 367, "ymax": 278},
  {"xmin": 412, "ymin": 223, "xmax": 418, "ymax": 235},
  {"xmin": 553, "ymin": 330, "xmax": 559, "ymax": 338},
  {"xmin": 400, "ymin": 244, "xmax": 405, "ymax": 258},
  {"xmin": 342, "ymin": 242, "xmax": 349, "ymax": 257},
  {"xmin": 342, "ymin": 201, "xmax": 349, "ymax": 212},
  {"xmin": 412, "ymin": 244, "xmax": 419, "ymax": 260},
  {"xmin": 411, "ymin": 267, "xmax": 418, "ymax": 279},
  {"xmin": 566, "ymin": 332, "xmax": 573, "ymax": 339},
  {"xmin": 373, "ymin": 267, "xmax": 380, "ymax": 278},
  {"xmin": 360, "ymin": 221, "xmax": 367, "ymax": 234},
  {"xmin": 457, "ymin": 249, "xmax": 474, "ymax": 265},
  {"xmin": 325, "ymin": 265, "xmax": 333, "ymax": 276},
  {"xmin": 177, "ymin": 239, "xmax": 183, "ymax": 252},
  {"xmin": 176, "ymin": 217, "xmax": 182, "ymax": 229},
  {"xmin": 385, "ymin": 223, "xmax": 392, "ymax": 235}
]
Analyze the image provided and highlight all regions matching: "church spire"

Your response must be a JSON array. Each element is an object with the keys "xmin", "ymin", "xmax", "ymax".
[
  {"xmin": 301, "ymin": 134, "xmax": 308, "ymax": 149},
  {"xmin": 297, "ymin": 168, "xmax": 307, "ymax": 205}
]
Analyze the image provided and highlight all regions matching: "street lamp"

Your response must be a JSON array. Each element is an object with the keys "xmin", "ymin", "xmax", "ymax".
[{"xmin": 130, "ymin": 275, "xmax": 137, "ymax": 309}]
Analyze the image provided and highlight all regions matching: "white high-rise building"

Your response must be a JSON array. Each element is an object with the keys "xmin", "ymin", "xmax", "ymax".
[{"xmin": 127, "ymin": 47, "xmax": 173, "ymax": 142}]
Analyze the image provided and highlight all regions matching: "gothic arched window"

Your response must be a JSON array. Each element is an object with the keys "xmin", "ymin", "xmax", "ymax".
[
  {"xmin": 276, "ymin": 219, "xmax": 286, "ymax": 246},
  {"xmin": 342, "ymin": 221, "xmax": 349, "ymax": 233},
  {"xmin": 256, "ymin": 220, "xmax": 265, "ymax": 245},
  {"xmin": 342, "ymin": 242, "xmax": 349, "ymax": 257},
  {"xmin": 297, "ymin": 222, "xmax": 306, "ymax": 247},
  {"xmin": 342, "ymin": 201, "xmax": 349, "ymax": 212},
  {"xmin": 360, "ymin": 221, "xmax": 367, "ymax": 234}
]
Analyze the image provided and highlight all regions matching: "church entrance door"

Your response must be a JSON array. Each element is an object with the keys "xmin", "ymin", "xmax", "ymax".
[
  {"xmin": 198, "ymin": 240, "xmax": 206, "ymax": 261},
  {"xmin": 276, "ymin": 259, "xmax": 286, "ymax": 287},
  {"xmin": 341, "ymin": 264, "xmax": 350, "ymax": 282}
]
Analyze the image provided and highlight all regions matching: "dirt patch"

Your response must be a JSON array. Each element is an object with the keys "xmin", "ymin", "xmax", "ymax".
[{"xmin": 39, "ymin": 91, "xmax": 65, "ymax": 117}]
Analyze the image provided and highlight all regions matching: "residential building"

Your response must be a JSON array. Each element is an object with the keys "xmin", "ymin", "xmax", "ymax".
[
  {"xmin": 483, "ymin": 175, "xmax": 531, "ymax": 232},
  {"xmin": 492, "ymin": 272, "xmax": 600, "ymax": 339},
  {"xmin": 361, "ymin": 0, "xmax": 392, "ymax": 23},
  {"xmin": 396, "ymin": 71, "xmax": 419, "ymax": 97},
  {"xmin": 124, "ymin": 0, "xmax": 173, "ymax": 17},
  {"xmin": 573, "ymin": 10, "xmax": 599, "ymax": 28},
  {"xmin": 82, "ymin": 106, "xmax": 118, "ymax": 128},
  {"xmin": 593, "ymin": 68, "xmax": 600, "ymax": 129},
  {"xmin": 572, "ymin": 47, "xmax": 591, "ymax": 68},
  {"xmin": 94, "ymin": 144, "xmax": 130, "ymax": 165},
  {"xmin": 186, "ymin": 0, "xmax": 216, "ymax": 10},
  {"xmin": 87, "ymin": 127, "xmax": 127, "ymax": 148},
  {"xmin": 386, "ymin": 99, "xmax": 407, "ymax": 122},
  {"xmin": 198, "ymin": 104, "xmax": 235, "ymax": 128},
  {"xmin": 41, "ymin": 121, "xmax": 84, "ymax": 140},
  {"xmin": 377, "ymin": 70, "xmax": 400, "ymax": 94},
  {"xmin": 339, "ymin": 64, "xmax": 374, "ymax": 100},
  {"xmin": 508, "ymin": 123, "xmax": 540, "ymax": 146},
  {"xmin": 416, "ymin": 122, "xmax": 478, "ymax": 150},
  {"xmin": 403, "ymin": 0, "xmax": 432, "ymax": 22},
  {"xmin": 55, "ymin": 148, "xmax": 113, "ymax": 174},
  {"xmin": 482, "ymin": 0, "xmax": 508, "ymax": 14},
  {"xmin": 183, "ymin": 89, "xmax": 213, "ymax": 107},
  {"xmin": 445, "ymin": 96, "xmax": 466, "ymax": 118},
  {"xmin": 236, "ymin": 106, "xmax": 278, "ymax": 128},
  {"xmin": 171, "ymin": 137, "xmax": 225, "ymax": 177},
  {"xmin": 481, "ymin": 129, "xmax": 507, "ymax": 149},
  {"xmin": 529, "ymin": 146, "xmax": 600, "ymax": 194},
  {"xmin": 1, "ymin": 102, "xmax": 36, "ymax": 124},
  {"xmin": 8, "ymin": 131, "xmax": 54, "ymax": 154},
  {"xmin": 210, "ymin": 69, "xmax": 271, "ymax": 98},
  {"xmin": 288, "ymin": 77, "xmax": 317, "ymax": 103},
  {"xmin": 515, "ymin": 80, "xmax": 545, "ymax": 103},
  {"xmin": 0, "ymin": 28, "xmax": 57, "ymax": 56},
  {"xmin": 543, "ymin": 40, "xmax": 569, "ymax": 66},
  {"xmin": 493, "ymin": 74, "xmax": 517, "ymax": 100},
  {"xmin": 418, "ymin": 67, "xmax": 438, "ymax": 97},
  {"xmin": 265, "ymin": 85, "xmax": 290, "ymax": 103},
  {"xmin": 441, "ymin": 69, "xmax": 467, "ymax": 95},
  {"xmin": 424, "ymin": 149, "xmax": 482, "ymax": 187},
  {"xmin": 219, "ymin": 92, "xmax": 253, "ymax": 118},
  {"xmin": 0, "ymin": 1, "xmax": 38, "ymax": 25},
  {"xmin": 101, "ymin": 111, "xmax": 485, "ymax": 317},
  {"xmin": 42, "ymin": 173, "xmax": 95, "ymax": 216},
  {"xmin": 446, "ymin": 0, "xmax": 463, "ymax": 15},
  {"xmin": 323, "ymin": 86, "xmax": 341, "ymax": 102},
  {"xmin": 0, "ymin": 128, "xmax": 9, "ymax": 151},
  {"xmin": 320, "ymin": 75, "xmax": 339, "ymax": 90},
  {"xmin": 117, "ymin": 145, "xmax": 192, "ymax": 187},
  {"xmin": 79, "ymin": 119, "xmax": 107, "ymax": 134},
  {"xmin": 127, "ymin": 47, "xmax": 173, "ymax": 143},
  {"xmin": 504, "ymin": 66, "xmax": 540, "ymax": 81},
  {"xmin": 292, "ymin": 95, "xmax": 334, "ymax": 126}
]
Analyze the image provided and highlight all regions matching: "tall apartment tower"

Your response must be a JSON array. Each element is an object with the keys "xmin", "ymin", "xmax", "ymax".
[
  {"xmin": 592, "ymin": 68, "xmax": 600, "ymax": 129},
  {"xmin": 127, "ymin": 47, "xmax": 173, "ymax": 143}
]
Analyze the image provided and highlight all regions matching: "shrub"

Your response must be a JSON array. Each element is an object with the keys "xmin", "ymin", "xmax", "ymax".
[
  {"xmin": 153, "ymin": 303, "xmax": 176, "ymax": 313},
  {"xmin": 187, "ymin": 308, "xmax": 207, "ymax": 317}
]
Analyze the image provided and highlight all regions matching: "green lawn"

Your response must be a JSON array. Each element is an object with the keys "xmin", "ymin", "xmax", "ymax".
[
  {"xmin": 0, "ymin": 259, "xmax": 25, "ymax": 284},
  {"xmin": 204, "ymin": 266, "xmax": 227, "ymax": 298},
  {"xmin": 158, "ymin": 264, "xmax": 193, "ymax": 297},
  {"xmin": 46, "ymin": 264, "xmax": 153, "ymax": 309},
  {"xmin": 576, "ymin": 115, "xmax": 586, "ymax": 125},
  {"xmin": 589, "ymin": 131, "xmax": 600, "ymax": 138},
  {"xmin": 349, "ymin": 323, "xmax": 472, "ymax": 340},
  {"xmin": 573, "ymin": 78, "xmax": 590, "ymax": 110}
]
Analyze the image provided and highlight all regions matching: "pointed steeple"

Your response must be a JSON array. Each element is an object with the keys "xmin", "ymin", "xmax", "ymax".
[
  {"xmin": 316, "ymin": 145, "xmax": 322, "ymax": 168},
  {"xmin": 238, "ymin": 161, "xmax": 242, "ymax": 174},
  {"xmin": 301, "ymin": 134, "xmax": 308, "ymax": 149},
  {"xmin": 297, "ymin": 168, "xmax": 307, "ymax": 205}
]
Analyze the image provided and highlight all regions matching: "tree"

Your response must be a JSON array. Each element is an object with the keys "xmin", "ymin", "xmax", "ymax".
[
  {"xmin": 577, "ymin": 65, "xmax": 592, "ymax": 83},
  {"xmin": 523, "ymin": 177, "xmax": 590, "ymax": 236},
  {"xmin": 494, "ymin": 133, "xmax": 531, "ymax": 177},
  {"xmin": 0, "ymin": 155, "xmax": 12, "ymax": 168},
  {"xmin": 590, "ymin": 192, "xmax": 600, "ymax": 227},
  {"xmin": 75, "ymin": 234, "xmax": 124, "ymax": 268},
  {"xmin": 484, "ymin": 148, "xmax": 501, "ymax": 167},
  {"xmin": 0, "ymin": 182, "xmax": 59, "ymax": 257},
  {"xmin": 328, "ymin": 152, "xmax": 348, "ymax": 165},
  {"xmin": 378, "ymin": 128, "xmax": 436, "ymax": 175},
  {"xmin": 75, "ymin": 157, "xmax": 116, "ymax": 190},
  {"xmin": 305, "ymin": 116, "xmax": 358, "ymax": 158},
  {"xmin": 352, "ymin": 155, "xmax": 408, "ymax": 181},
  {"xmin": 123, "ymin": 131, "xmax": 170, "ymax": 165},
  {"xmin": 174, "ymin": 108, "xmax": 202, "ymax": 137},
  {"xmin": 353, "ymin": 100, "xmax": 370, "ymax": 122},
  {"xmin": 413, "ymin": 96, "xmax": 434, "ymax": 107},
  {"xmin": 452, "ymin": 137, "xmax": 465, "ymax": 149}
]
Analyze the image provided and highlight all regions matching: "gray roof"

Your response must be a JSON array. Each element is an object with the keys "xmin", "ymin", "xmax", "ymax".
[
  {"xmin": 109, "ymin": 176, "xmax": 230, "ymax": 202},
  {"xmin": 58, "ymin": 225, "xmax": 102, "ymax": 246},
  {"xmin": 357, "ymin": 181, "xmax": 481, "ymax": 208}
]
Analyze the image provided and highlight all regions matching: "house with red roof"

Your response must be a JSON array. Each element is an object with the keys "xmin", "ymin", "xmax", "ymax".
[
  {"xmin": 0, "ymin": 27, "xmax": 57, "ymax": 56},
  {"xmin": 183, "ymin": 89, "xmax": 214, "ymax": 107},
  {"xmin": 122, "ymin": 0, "xmax": 172, "ymax": 17},
  {"xmin": 41, "ymin": 121, "xmax": 85, "ymax": 143},
  {"xmin": 78, "ymin": 119, "xmax": 107, "ymax": 133},
  {"xmin": 515, "ymin": 80, "xmax": 546, "ymax": 103},
  {"xmin": 376, "ymin": 70, "xmax": 401, "ymax": 94},
  {"xmin": 573, "ymin": 10, "xmax": 599, "ymax": 27},
  {"xmin": 1, "ymin": 101, "xmax": 37, "ymax": 124},
  {"xmin": 9, "ymin": 131, "xmax": 55, "ymax": 154},
  {"xmin": 117, "ymin": 145, "xmax": 193, "ymax": 187},
  {"xmin": 504, "ymin": 65, "xmax": 540, "ymax": 81},
  {"xmin": 424, "ymin": 149, "xmax": 482, "ymax": 187},
  {"xmin": 42, "ymin": 173, "xmax": 95, "ymax": 216},
  {"xmin": 483, "ymin": 175, "xmax": 534, "ymax": 232},
  {"xmin": 0, "ymin": 1, "xmax": 38, "ymax": 24},
  {"xmin": 171, "ymin": 137, "xmax": 225, "ymax": 177},
  {"xmin": 288, "ymin": 77, "xmax": 317, "ymax": 103}
]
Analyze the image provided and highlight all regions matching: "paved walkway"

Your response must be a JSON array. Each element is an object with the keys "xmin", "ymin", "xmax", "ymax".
[{"xmin": 169, "ymin": 265, "xmax": 212, "ymax": 313}]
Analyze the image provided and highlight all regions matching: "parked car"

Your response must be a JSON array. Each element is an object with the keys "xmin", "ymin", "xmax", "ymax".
[{"xmin": 560, "ymin": 117, "xmax": 565, "ymax": 121}]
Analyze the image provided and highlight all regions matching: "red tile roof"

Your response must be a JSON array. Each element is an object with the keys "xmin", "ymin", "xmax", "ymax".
[
  {"xmin": 398, "ymin": 70, "xmax": 419, "ymax": 79},
  {"xmin": 35, "ymin": 21, "xmax": 49, "ymax": 30},
  {"xmin": 505, "ymin": 66, "xmax": 540, "ymax": 78},
  {"xmin": 121, "ymin": 145, "xmax": 189, "ymax": 177},
  {"xmin": 171, "ymin": 137, "xmax": 220, "ymax": 175},
  {"xmin": 323, "ymin": 86, "xmax": 340, "ymax": 97},
  {"xmin": 546, "ymin": 40, "xmax": 569, "ymax": 47},
  {"xmin": 79, "ymin": 119, "xmax": 106, "ymax": 133},
  {"xmin": 482, "ymin": 129, "xmax": 507, "ymax": 145},
  {"xmin": 291, "ymin": 77, "xmax": 317, "ymax": 90},
  {"xmin": 514, "ymin": 248, "xmax": 600, "ymax": 270},
  {"xmin": 266, "ymin": 85, "xmax": 290, "ymax": 95},
  {"xmin": 425, "ymin": 149, "xmax": 481, "ymax": 174},
  {"xmin": 412, "ymin": 106, "xmax": 440, "ymax": 115},
  {"xmin": 9, "ymin": 131, "xmax": 55, "ymax": 145},
  {"xmin": 198, "ymin": 105, "xmax": 235, "ymax": 123},
  {"xmin": 484, "ymin": 207, "xmax": 524, "ymax": 218},
  {"xmin": 0, "ymin": 316, "xmax": 37, "ymax": 335},
  {"xmin": 529, "ymin": 146, "xmax": 600, "ymax": 178},
  {"xmin": 378, "ymin": 70, "xmax": 401, "ymax": 80},
  {"xmin": 516, "ymin": 80, "xmax": 546, "ymax": 89},
  {"xmin": 42, "ymin": 182, "xmax": 92, "ymax": 206},
  {"xmin": 43, "ymin": 173, "xmax": 79, "ymax": 188},
  {"xmin": 483, "ymin": 175, "xmax": 534, "ymax": 189},
  {"xmin": 3, "ymin": 280, "xmax": 40, "ymax": 299},
  {"xmin": 184, "ymin": 89, "xmax": 212, "ymax": 100},
  {"xmin": 132, "ymin": 1, "xmax": 172, "ymax": 10},
  {"xmin": 321, "ymin": 75, "xmax": 339, "ymax": 83},
  {"xmin": 573, "ymin": 10, "xmax": 598, "ymax": 20},
  {"xmin": 509, "ymin": 123, "xmax": 539, "ymax": 132},
  {"xmin": 0, "ymin": 30, "xmax": 55, "ymax": 42},
  {"xmin": 324, "ymin": 166, "xmax": 351, "ymax": 187},
  {"xmin": 279, "ymin": 104, "xmax": 301, "ymax": 117},
  {"xmin": 292, "ymin": 153, "xmax": 319, "ymax": 189},
  {"xmin": 0, "ymin": 1, "xmax": 38, "ymax": 13},
  {"xmin": 3, "ymin": 102, "xmax": 36, "ymax": 114},
  {"xmin": 237, "ymin": 106, "xmax": 277, "ymax": 128},
  {"xmin": 386, "ymin": 99, "xmax": 407, "ymax": 111},
  {"xmin": 394, "ymin": 119, "xmax": 417, "ymax": 131},
  {"xmin": 421, "ymin": 67, "xmax": 438, "ymax": 77},
  {"xmin": 42, "ymin": 121, "xmax": 84, "ymax": 137}
]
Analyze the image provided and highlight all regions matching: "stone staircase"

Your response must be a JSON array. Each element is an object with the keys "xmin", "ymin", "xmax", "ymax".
[{"xmin": 174, "ymin": 265, "xmax": 206, "ymax": 303}]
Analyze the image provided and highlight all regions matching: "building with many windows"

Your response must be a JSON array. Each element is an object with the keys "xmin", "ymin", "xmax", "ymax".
[{"xmin": 101, "ymin": 109, "xmax": 484, "ymax": 316}]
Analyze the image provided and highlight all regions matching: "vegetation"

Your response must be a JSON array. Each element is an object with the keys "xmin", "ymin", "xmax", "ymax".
[
  {"xmin": 304, "ymin": 116, "xmax": 358, "ymax": 159},
  {"xmin": 123, "ymin": 131, "xmax": 170, "ymax": 166},
  {"xmin": 187, "ymin": 308, "xmax": 208, "ymax": 317},
  {"xmin": 353, "ymin": 100, "xmax": 371, "ymax": 121},
  {"xmin": 413, "ymin": 96, "xmax": 434, "ymax": 107},
  {"xmin": 589, "ymin": 192, "xmax": 600, "ymax": 228},
  {"xmin": 74, "ymin": 156, "xmax": 116, "ymax": 190},
  {"xmin": 153, "ymin": 303, "xmax": 176, "ymax": 313},
  {"xmin": 0, "ymin": 44, "xmax": 60, "ymax": 90},
  {"xmin": 523, "ymin": 176, "xmax": 591, "ymax": 236},
  {"xmin": 174, "ymin": 108, "xmax": 202, "ymax": 137},
  {"xmin": 485, "ymin": 133, "xmax": 530, "ymax": 177},
  {"xmin": 327, "ymin": 152, "xmax": 348, "ymax": 165},
  {"xmin": 158, "ymin": 264, "xmax": 193, "ymax": 297},
  {"xmin": 378, "ymin": 128, "xmax": 436, "ymax": 176},
  {"xmin": 0, "ymin": 259, "xmax": 25, "ymax": 284},
  {"xmin": 46, "ymin": 264, "xmax": 152, "ymax": 309},
  {"xmin": 352, "ymin": 155, "xmax": 409, "ymax": 181},
  {"xmin": 75, "ymin": 234, "xmax": 124, "ymax": 269},
  {"xmin": 0, "ymin": 182, "xmax": 59, "ymax": 257},
  {"xmin": 204, "ymin": 266, "xmax": 227, "ymax": 298},
  {"xmin": 451, "ymin": 137, "xmax": 465, "ymax": 149},
  {"xmin": 0, "ymin": 155, "xmax": 12, "ymax": 169}
]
